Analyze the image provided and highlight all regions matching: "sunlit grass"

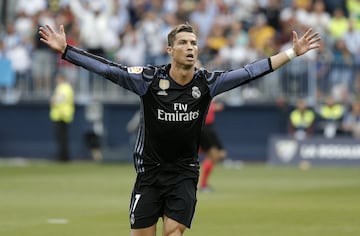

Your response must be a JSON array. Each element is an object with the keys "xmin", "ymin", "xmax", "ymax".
[{"xmin": 0, "ymin": 160, "xmax": 359, "ymax": 236}]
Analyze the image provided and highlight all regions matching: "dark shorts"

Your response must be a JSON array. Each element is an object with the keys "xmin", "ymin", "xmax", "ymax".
[
  {"xmin": 129, "ymin": 173, "xmax": 197, "ymax": 229},
  {"xmin": 199, "ymin": 124, "xmax": 223, "ymax": 151}
]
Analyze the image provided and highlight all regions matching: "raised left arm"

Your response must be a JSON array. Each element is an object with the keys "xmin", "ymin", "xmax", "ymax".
[{"xmin": 270, "ymin": 28, "xmax": 321, "ymax": 70}]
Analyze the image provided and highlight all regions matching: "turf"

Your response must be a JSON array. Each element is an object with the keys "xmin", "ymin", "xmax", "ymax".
[{"xmin": 0, "ymin": 160, "xmax": 359, "ymax": 236}]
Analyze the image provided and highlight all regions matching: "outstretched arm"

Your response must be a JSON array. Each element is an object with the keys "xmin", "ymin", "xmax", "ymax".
[
  {"xmin": 39, "ymin": 24, "xmax": 67, "ymax": 54},
  {"xmin": 205, "ymin": 28, "xmax": 321, "ymax": 97},
  {"xmin": 270, "ymin": 28, "xmax": 320, "ymax": 70},
  {"xmin": 38, "ymin": 24, "xmax": 152, "ymax": 96}
]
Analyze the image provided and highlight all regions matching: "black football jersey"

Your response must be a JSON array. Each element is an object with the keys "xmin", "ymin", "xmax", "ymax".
[{"xmin": 63, "ymin": 45, "xmax": 273, "ymax": 178}]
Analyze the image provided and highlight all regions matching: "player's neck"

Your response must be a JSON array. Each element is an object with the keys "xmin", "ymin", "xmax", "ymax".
[{"xmin": 169, "ymin": 64, "xmax": 195, "ymax": 86}]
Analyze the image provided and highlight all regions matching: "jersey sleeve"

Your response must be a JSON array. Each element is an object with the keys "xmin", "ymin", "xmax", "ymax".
[
  {"xmin": 62, "ymin": 45, "xmax": 153, "ymax": 96},
  {"xmin": 204, "ymin": 58, "xmax": 273, "ymax": 97}
]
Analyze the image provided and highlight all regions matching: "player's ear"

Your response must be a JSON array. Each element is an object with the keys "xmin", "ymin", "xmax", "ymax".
[{"xmin": 166, "ymin": 46, "xmax": 172, "ymax": 56}]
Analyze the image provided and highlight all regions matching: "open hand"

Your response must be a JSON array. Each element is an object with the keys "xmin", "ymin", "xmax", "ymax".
[
  {"xmin": 39, "ymin": 24, "xmax": 67, "ymax": 54},
  {"xmin": 292, "ymin": 28, "xmax": 321, "ymax": 56}
]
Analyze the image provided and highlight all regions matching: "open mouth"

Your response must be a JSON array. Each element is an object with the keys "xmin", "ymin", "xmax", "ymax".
[{"xmin": 186, "ymin": 54, "xmax": 194, "ymax": 59}]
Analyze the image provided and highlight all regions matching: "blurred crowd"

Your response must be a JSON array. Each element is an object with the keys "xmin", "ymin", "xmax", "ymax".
[{"xmin": 1, "ymin": 0, "xmax": 360, "ymax": 106}]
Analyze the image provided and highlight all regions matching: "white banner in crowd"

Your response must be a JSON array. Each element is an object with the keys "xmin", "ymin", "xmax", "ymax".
[{"xmin": 268, "ymin": 136, "xmax": 360, "ymax": 166}]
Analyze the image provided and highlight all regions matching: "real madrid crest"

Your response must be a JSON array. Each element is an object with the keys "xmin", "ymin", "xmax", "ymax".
[
  {"xmin": 192, "ymin": 86, "xmax": 201, "ymax": 99},
  {"xmin": 158, "ymin": 79, "xmax": 170, "ymax": 95}
]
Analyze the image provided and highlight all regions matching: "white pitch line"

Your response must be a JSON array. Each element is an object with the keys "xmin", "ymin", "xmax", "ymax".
[{"xmin": 47, "ymin": 218, "xmax": 69, "ymax": 224}]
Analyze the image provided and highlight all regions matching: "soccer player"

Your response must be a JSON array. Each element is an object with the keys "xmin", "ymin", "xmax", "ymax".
[{"xmin": 39, "ymin": 23, "xmax": 320, "ymax": 236}]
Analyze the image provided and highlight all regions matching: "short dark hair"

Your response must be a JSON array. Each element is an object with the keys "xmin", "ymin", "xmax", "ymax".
[{"xmin": 167, "ymin": 23, "xmax": 196, "ymax": 47}]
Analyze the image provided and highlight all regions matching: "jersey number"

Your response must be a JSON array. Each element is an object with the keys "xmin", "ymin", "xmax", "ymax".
[{"xmin": 131, "ymin": 194, "xmax": 141, "ymax": 213}]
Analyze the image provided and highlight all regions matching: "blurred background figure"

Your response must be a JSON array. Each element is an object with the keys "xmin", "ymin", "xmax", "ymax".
[
  {"xmin": 199, "ymin": 100, "xmax": 226, "ymax": 192},
  {"xmin": 0, "ymin": 39, "xmax": 16, "ymax": 102},
  {"xmin": 288, "ymin": 98, "xmax": 315, "ymax": 140},
  {"xmin": 84, "ymin": 102, "xmax": 104, "ymax": 162},
  {"xmin": 50, "ymin": 73, "xmax": 75, "ymax": 162},
  {"xmin": 317, "ymin": 95, "xmax": 346, "ymax": 138},
  {"xmin": 341, "ymin": 100, "xmax": 360, "ymax": 138}
]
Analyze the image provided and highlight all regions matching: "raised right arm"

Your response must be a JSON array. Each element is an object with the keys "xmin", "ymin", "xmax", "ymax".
[
  {"xmin": 63, "ymin": 45, "xmax": 151, "ymax": 95},
  {"xmin": 39, "ymin": 24, "xmax": 151, "ymax": 96}
]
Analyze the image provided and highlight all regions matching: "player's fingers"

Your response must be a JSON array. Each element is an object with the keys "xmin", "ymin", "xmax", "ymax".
[
  {"xmin": 302, "ymin": 28, "xmax": 313, "ymax": 39},
  {"xmin": 39, "ymin": 27, "xmax": 49, "ymax": 37},
  {"xmin": 308, "ymin": 39, "xmax": 321, "ymax": 49},
  {"xmin": 292, "ymin": 31, "xmax": 298, "ymax": 44},
  {"xmin": 45, "ymin": 24, "xmax": 55, "ymax": 34},
  {"xmin": 39, "ymin": 31, "xmax": 49, "ymax": 41},
  {"xmin": 59, "ymin": 24, "xmax": 65, "ymax": 35},
  {"xmin": 307, "ymin": 32, "xmax": 319, "ymax": 41},
  {"xmin": 309, "ymin": 43, "xmax": 320, "ymax": 50},
  {"xmin": 310, "ymin": 37, "xmax": 321, "ymax": 45}
]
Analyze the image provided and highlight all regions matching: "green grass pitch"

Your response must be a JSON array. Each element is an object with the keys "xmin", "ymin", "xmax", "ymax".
[{"xmin": 0, "ymin": 160, "xmax": 359, "ymax": 236}]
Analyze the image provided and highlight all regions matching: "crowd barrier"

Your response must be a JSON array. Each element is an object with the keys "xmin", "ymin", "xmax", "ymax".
[{"xmin": 1, "ymin": 58, "xmax": 357, "ymax": 107}]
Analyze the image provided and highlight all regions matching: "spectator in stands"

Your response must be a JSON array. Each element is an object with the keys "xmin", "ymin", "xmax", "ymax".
[
  {"xmin": 342, "ymin": 20, "xmax": 360, "ymax": 98},
  {"xmin": 138, "ymin": 9, "xmax": 168, "ymax": 65},
  {"xmin": 288, "ymin": 98, "xmax": 316, "ymax": 139},
  {"xmin": 328, "ymin": 38, "xmax": 354, "ymax": 97},
  {"xmin": 228, "ymin": 21, "xmax": 249, "ymax": 49},
  {"xmin": 327, "ymin": 7, "xmax": 350, "ymax": 40},
  {"xmin": 307, "ymin": 0, "xmax": 331, "ymax": 38},
  {"xmin": 341, "ymin": 100, "xmax": 360, "ymax": 138},
  {"xmin": 343, "ymin": 19, "xmax": 360, "ymax": 62},
  {"xmin": 2, "ymin": 22, "xmax": 22, "ymax": 50},
  {"xmin": 346, "ymin": 0, "xmax": 360, "ymax": 30},
  {"xmin": 279, "ymin": 35, "xmax": 312, "ymax": 97},
  {"xmin": 32, "ymin": 9, "xmax": 57, "ymax": 96},
  {"xmin": 211, "ymin": 0, "xmax": 232, "ymax": 31},
  {"xmin": 189, "ymin": 0, "xmax": 218, "ymax": 49},
  {"xmin": 15, "ymin": 0, "xmax": 47, "ymax": 17},
  {"xmin": 248, "ymin": 13, "xmax": 276, "ymax": 56},
  {"xmin": 292, "ymin": 0, "xmax": 313, "ymax": 29},
  {"xmin": 69, "ymin": 0, "xmax": 113, "ymax": 57},
  {"xmin": 231, "ymin": 0, "xmax": 258, "ymax": 29},
  {"xmin": 203, "ymin": 22, "xmax": 227, "ymax": 60},
  {"xmin": 115, "ymin": 24, "xmax": 145, "ymax": 66},
  {"xmin": 50, "ymin": 73, "xmax": 75, "ymax": 162},
  {"xmin": 0, "ymin": 39, "xmax": 16, "ymax": 96},
  {"xmin": 5, "ymin": 38, "xmax": 32, "ymax": 96},
  {"xmin": 258, "ymin": 0, "xmax": 282, "ymax": 31},
  {"xmin": 14, "ymin": 9, "xmax": 35, "ymax": 41},
  {"xmin": 314, "ymin": 39, "xmax": 333, "ymax": 97},
  {"xmin": 108, "ymin": 0, "xmax": 130, "ymax": 37},
  {"xmin": 69, "ymin": 0, "xmax": 115, "ymax": 92},
  {"xmin": 317, "ymin": 96, "xmax": 346, "ymax": 138},
  {"xmin": 323, "ymin": 0, "xmax": 348, "ymax": 16}
]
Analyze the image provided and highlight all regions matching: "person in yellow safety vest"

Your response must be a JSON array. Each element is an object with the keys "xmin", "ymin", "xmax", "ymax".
[
  {"xmin": 50, "ymin": 73, "xmax": 74, "ymax": 162},
  {"xmin": 318, "ymin": 96, "xmax": 345, "ymax": 138},
  {"xmin": 288, "ymin": 98, "xmax": 315, "ymax": 139}
]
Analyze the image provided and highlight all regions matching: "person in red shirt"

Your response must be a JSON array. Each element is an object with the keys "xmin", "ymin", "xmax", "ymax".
[{"xmin": 199, "ymin": 100, "xmax": 226, "ymax": 192}]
